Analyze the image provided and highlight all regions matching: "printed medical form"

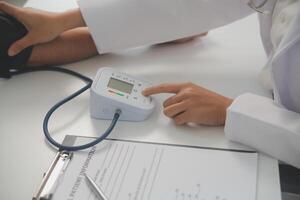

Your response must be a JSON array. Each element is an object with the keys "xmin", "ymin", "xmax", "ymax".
[{"xmin": 52, "ymin": 139, "xmax": 258, "ymax": 200}]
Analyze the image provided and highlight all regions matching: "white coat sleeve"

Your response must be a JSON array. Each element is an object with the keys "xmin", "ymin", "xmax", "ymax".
[
  {"xmin": 225, "ymin": 93, "xmax": 300, "ymax": 169},
  {"xmin": 78, "ymin": 0, "xmax": 253, "ymax": 54},
  {"xmin": 272, "ymin": 35, "xmax": 300, "ymax": 113},
  {"xmin": 225, "ymin": 13, "xmax": 300, "ymax": 169}
]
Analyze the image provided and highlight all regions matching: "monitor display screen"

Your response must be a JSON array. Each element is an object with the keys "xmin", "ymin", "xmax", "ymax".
[{"xmin": 107, "ymin": 78, "xmax": 134, "ymax": 94}]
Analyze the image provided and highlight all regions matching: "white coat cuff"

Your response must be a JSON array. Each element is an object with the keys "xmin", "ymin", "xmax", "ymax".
[{"xmin": 225, "ymin": 93, "xmax": 300, "ymax": 169}]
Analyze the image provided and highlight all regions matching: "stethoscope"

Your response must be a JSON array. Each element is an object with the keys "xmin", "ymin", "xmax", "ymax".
[{"xmin": 248, "ymin": 0, "xmax": 270, "ymax": 15}]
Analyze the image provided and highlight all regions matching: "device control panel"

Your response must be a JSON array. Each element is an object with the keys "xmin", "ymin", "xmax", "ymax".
[{"xmin": 90, "ymin": 68, "xmax": 155, "ymax": 121}]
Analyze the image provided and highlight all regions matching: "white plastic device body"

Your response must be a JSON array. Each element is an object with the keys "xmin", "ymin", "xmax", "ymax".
[{"xmin": 90, "ymin": 68, "xmax": 155, "ymax": 121}]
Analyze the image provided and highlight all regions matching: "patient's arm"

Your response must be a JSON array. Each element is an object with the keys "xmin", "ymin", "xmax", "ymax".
[
  {"xmin": 27, "ymin": 27, "xmax": 97, "ymax": 66},
  {"xmin": 27, "ymin": 28, "xmax": 208, "ymax": 67}
]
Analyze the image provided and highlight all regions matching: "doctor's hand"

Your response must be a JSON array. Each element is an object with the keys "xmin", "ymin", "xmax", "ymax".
[
  {"xmin": 171, "ymin": 32, "xmax": 208, "ymax": 43},
  {"xmin": 0, "ymin": 2, "xmax": 85, "ymax": 56},
  {"xmin": 143, "ymin": 82, "xmax": 233, "ymax": 126},
  {"xmin": 160, "ymin": 32, "xmax": 208, "ymax": 45}
]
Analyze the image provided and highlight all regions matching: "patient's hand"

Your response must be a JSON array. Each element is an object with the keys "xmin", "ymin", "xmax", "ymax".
[
  {"xmin": 143, "ymin": 82, "xmax": 233, "ymax": 126},
  {"xmin": 0, "ymin": 2, "xmax": 85, "ymax": 56}
]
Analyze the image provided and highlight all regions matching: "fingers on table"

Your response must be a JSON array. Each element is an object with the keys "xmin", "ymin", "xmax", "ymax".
[
  {"xmin": 163, "ymin": 88, "xmax": 196, "ymax": 107},
  {"xmin": 174, "ymin": 111, "xmax": 190, "ymax": 125},
  {"xmin": 163, "ymin": 101, "xmax": 188, "ymax": 118}
]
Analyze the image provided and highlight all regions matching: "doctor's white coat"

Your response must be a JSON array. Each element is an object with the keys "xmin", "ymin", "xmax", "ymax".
[{"xmin": 78, "ymin": 0, "xmax": 300, "ymax": 168}]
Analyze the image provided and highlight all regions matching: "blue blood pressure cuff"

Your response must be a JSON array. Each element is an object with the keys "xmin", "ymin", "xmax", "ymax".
[{"xmin": 0, "ymin": 11, "xmax": 33, "ymax": 78}]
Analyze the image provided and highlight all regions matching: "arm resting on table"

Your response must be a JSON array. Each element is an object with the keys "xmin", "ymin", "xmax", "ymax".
[
  {"xmin": 28, "ymin": 27, "xmax": 97, "ymax": 66},
  {"xmin": 225, "ymin": 93, "xmax": 300, "ymax": 169}
]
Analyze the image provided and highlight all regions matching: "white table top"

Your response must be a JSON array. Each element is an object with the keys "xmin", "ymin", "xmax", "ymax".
[{"xmin": 0, "ymin": 0, "xmax": 281, "ymax": 199}]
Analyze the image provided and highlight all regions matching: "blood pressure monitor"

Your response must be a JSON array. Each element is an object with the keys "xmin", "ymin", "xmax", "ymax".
[{"xmin": 91, "ymin": 68, "xmax": 155, "ymax": 121}]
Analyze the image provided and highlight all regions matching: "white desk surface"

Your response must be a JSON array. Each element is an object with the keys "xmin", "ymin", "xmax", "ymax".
[{"xmin": 0, "ymin": 0, "xmax": 281, "ymax": 199}]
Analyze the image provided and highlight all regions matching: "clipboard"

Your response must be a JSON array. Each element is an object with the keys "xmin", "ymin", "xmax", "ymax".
[
  {"xmin": 33, "ymin": 151, "xmax": 73, "ymax": 200},
  {"xmin": 33, "ymin": 135, "xmax": 76, "ymax": 200},
  {"xmin": 33, "ymin": 135, "xmax": 109, "ymax": 200},
  {"xmin": 33, "ymin": 135, "xmax": 258, "ymax": 200}
]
